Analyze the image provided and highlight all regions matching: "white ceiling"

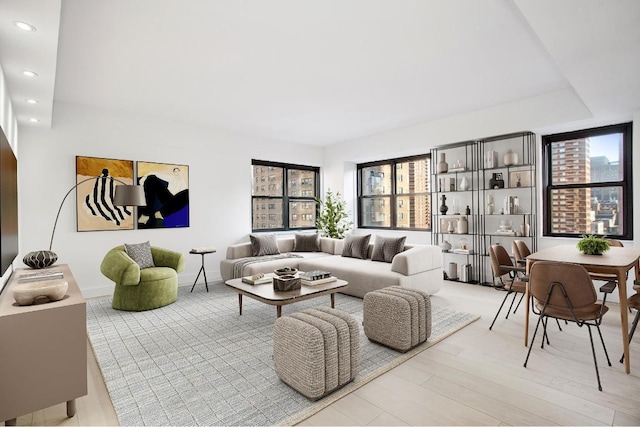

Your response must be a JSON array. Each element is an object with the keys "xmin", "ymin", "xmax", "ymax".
[{"xmin": 1, "ymin": 0, "xmax": 639, "ymax": 145}]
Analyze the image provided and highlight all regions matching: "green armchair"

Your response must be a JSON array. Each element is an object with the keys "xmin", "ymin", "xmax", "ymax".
[{"xmin": 100, "ymin": 245, "xmax": 185, "ymax": 311}]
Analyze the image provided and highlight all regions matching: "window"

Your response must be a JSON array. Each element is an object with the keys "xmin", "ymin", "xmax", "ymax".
[
  {"xmin": 358, "ymin": 154, "xmax": 431, "ymax": 230},
  {"xmin": 543, "ymin": 122, "xmax": 632, "ymax": 239},
  {"xmin": 252, "ymin": 160, "xmax": 320, "ymax": 231}
]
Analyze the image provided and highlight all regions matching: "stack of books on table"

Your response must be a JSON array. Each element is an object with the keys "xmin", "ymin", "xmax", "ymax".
[
  {"xmin": 18, "ymin": 269, "xmax": 64, "ymax": 283},
  {"xmin": 300, "ymin": 270, "xmax": 336, "ymax": 286}
]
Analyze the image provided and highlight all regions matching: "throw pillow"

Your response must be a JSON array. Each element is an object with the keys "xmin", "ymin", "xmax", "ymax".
[
  {"xmin": 372, "ymin": 235, "xmax": 406, "ymax": 263},
  {"xmin": 124, "ymin": 241, "xmax": 155, "ymax": 269},
  {"xmin": 249, "ymin": 234, "xmax": 280, "ymax": 256},
  {"xmin": 341, "ymin": 234, "xmax": 371, "ymax": 259},
  {"xmin": 292, "ymin": 233, "xmax": 320, "ymax": 252}
]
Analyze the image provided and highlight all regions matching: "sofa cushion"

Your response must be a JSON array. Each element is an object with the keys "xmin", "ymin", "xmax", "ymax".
[
  {"xmin": 372, "ymin": 235, "xmax": 406, "ymax": 263},
  {"xmin": 341, "ymin": 234, "xmax": 371, "ymax": 259},
  {"xmin": 250, "ymin": 234, "xmax": 280, "ymax": 256},
  {"xmin": 293, "ymin": 233, "xmax": 321, "ymax": 252},
  {"xmin": 124, "ymin": 241, "xmax": 155, "ymax": 269}
]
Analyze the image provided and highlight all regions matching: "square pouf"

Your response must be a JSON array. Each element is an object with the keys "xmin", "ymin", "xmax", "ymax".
[
  {"xmin": 273, "ymin": 307, "xmax": 360, "ymax": 400},
  {"xmin": 363, "ymin": 286, "xmax": 432, "ymax": 352}
]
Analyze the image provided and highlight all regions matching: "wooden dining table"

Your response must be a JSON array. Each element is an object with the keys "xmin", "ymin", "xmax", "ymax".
[{"xmin": 525, "ymin": 245, "xmax": 640, "ymax": 374}]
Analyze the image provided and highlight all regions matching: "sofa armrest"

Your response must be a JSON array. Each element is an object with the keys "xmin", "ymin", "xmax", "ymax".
[
  {"xmin": 100, "ymin": 246, "xmax": 141, "ymax": 286},
  {"xmin": 391, "ymin": 246, "xmax": 442, "ymax": 276},
  {"xmin": 151, "ymin": 247, "xmax": 186, "ymax": 273}
]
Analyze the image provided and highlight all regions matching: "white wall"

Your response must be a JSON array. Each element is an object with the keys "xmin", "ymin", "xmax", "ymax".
[{"xmin": 18, "ymin": 102, "xmax": 323, "ymax": 297}]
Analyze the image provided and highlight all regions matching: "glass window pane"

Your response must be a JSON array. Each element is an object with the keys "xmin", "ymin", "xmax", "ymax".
[
  {"xmin": 396, "ymin": 195, "xmax": 431, "ymax": 229},
  {"xmin": 360, "ymin": 197, "xmax": 391, "ymax": 227},
  {"xmin": 289, "ymin": 200, "xmax": 316, "ymax": 228},
  {"xmin": 362, "ymin": 165, "xmax": 392, "ymax": 196},
  {"xmin": 252, "ymin": 198, "xmax": 283, "ymax": 229},
  {"xmin": 396, "ymin": 158, "xmax": 430, "ymax": 194},
  {"xmin": 550, "ymin": 133, "xmax": 623, "ymax": 185},
  {"xmin": 550, "ymin": 187, "xmax": 622, "ymax": 235},
  {"xmin": 288, "ymin": 169, "xmax": 315, "ymax": 197},
  {"xmin": 252, "ymin": 165, "xmax": 283, "ymax": 196}
]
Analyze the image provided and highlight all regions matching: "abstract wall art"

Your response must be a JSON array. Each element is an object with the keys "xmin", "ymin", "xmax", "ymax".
[
  {"xmin": 137, "ymin": 161, "xmax": 189, "ymax": 229},
  {"xmin": 76, "ymin": 156, "xmax": 135, "ymax": 231}
]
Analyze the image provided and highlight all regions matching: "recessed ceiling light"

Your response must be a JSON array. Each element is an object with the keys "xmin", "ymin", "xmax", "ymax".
[
  {"xmin": 26, "ymin": 99, "xmax": 38, "ymax": 104},
  {"xmin": 14, "ymin": 21, "xmax": 37, "ymax": 32},
  {"xmin": 21, "ymin": 70, "xmax": 38, "ymax": 77},
  {"xmin": 29, "ymin": 118, "xmax": 39, "ymax": 123}
]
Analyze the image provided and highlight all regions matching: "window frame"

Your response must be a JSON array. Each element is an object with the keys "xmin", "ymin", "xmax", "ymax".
[
  {"xmin": 251, "ymin": 159, "xmax": 320, "ymax": 232},
  {"xmin": 357, "ymin": 154, "xmax": 431, "ymax": 231},
  {"xmin": 542, "ymin": 122, "xmax": 633, "ymax": 239}
]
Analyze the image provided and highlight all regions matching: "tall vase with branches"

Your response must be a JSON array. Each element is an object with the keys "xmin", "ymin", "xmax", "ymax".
[{"xmin": 315, "ymin": 189, "xmax": 353, "ymax": 239}]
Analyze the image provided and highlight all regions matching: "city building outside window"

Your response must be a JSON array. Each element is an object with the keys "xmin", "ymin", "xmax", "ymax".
[
  {"xmin": 358, "ymin": 154, "xmax": 431, "ymax": 230},
  {"xmin": 542, "ymin": 122, "xmax": 632, "ymax": 239},
  {"xmin": 252, "ymin": 160, "xmax": 320, "ymax": 231}
]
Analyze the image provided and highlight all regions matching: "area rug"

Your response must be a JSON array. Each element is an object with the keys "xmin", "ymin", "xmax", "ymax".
[{"xmin": 86, "ymin": 284, "xmax": 479, "ymax": 426}]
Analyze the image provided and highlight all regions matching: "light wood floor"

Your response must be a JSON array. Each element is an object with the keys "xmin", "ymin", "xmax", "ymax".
[{"xmin": 11, "ymin": 281, "xmax": 640, "ymax": 426}]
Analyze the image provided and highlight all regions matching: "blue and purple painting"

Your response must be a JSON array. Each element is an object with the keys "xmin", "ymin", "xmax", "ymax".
[{"xmin": 137, "ymin": 161, "xmax": 189, "ymax": 229}]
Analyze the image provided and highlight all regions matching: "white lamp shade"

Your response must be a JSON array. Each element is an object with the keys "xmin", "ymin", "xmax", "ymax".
[{"xmin": 113, "ymin": 185, "xmax": 146, "ymax": 206}]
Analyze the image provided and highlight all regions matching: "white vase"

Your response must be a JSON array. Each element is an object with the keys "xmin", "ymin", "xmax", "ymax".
[
  {"xmin": 459, "ymin": 176, "xmax": 470, "ymax": 191},
  {"xmin": 520, "ymin": 216, "xmax": 530, "ymax": 237},
  {"xmin": 437, "ymin": 153, "xmax": 448, "ymax": 174},
  {"xmin": 504, "ymin": 149, "xmax": 518, "ymax": 166},
  {"xmin": 447, "ymin": 220, "xmax": 455, "ymax": 233},
  {"xmin": 457, "ymin": 216, "xmax": 468, "ymax": 234}
]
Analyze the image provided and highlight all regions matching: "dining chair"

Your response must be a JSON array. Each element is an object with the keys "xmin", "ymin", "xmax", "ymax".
[
  {"xmin": 488, "ymin": 244, "xmax": 527, "ymax": 330},
  {"xmin": 620, "ymin": 291, "xmax": 640, "ymax": 363},
  {"xmin": 590, "ymin": 239, "xmax": 624, "ymax": 295},
  {"xmin": 524, "ymin": 261, "xmax": 612, "ymax": 391},
  {"xmin": 511, "ymin": 240, "xmax": 531, "ymax": 268}
]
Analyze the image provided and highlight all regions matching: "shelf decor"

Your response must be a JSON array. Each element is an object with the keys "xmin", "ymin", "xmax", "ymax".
[{"xmin": 437, "ymin": 153, "xmax": 448, "ymax": 174}]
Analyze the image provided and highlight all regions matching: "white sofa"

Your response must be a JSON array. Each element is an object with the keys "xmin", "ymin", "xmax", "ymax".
[{"xmin": 220, "ymin": 236, "xmax": 443, "ymax": 298}]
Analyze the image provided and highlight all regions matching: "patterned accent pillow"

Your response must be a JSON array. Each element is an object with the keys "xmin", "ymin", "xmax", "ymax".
[
  {"xmin": 341, "ymin": 234, "xmax": 371, "ymax": 259},
  {"xmin": 372, "ymin": 235, "xmax": 406, "ymax": 263},
  {"xmin": 124, "ymin": 241, "xmax": 155, "ymax": 269},
  {"xmin": 249, "ymin": 234, "xmax": 281, "ymax": 257},
  {"xmin": 292, "ymin": 233, "xmax": 320, "ymax": 252}
]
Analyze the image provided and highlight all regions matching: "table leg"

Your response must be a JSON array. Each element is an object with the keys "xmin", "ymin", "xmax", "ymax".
[
  {"xmin": 190, "ymin": 266, "xmax": 204, "ymax": 292},
  {"xmin": 331, "ymin": 293, "xmax": 336, "ymax": 308},
  {"xmin": 619, "ymin": 268, "xmax": 631, "ymax": 374},
  {"xmin": 202, "ymin": 254, "xmax": 209, "ymax": 292},
  {"xmin": 67, "ymin": 399, "xmax": 77, "ymax": 417},
  {"xmin": 277, "ymin": 306, "xmax": 282, "ymax": 318},
  {"xmin": 238, "ymin": 294, "xmax": 243, "ymax": 315},
  {"xmin": 524, "ymin": 258, "xmax": 532, "ymax": 346}
]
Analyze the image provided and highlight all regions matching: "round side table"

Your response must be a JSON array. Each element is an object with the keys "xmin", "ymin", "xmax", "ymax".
[{"xmin": 189, "ymin": 247, "xmax": 216, "ymax": 292}]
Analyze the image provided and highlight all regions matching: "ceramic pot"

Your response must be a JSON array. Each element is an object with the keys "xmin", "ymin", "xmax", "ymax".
[
  {"xmin": 448, "ymin": 262, "xmax": 458, "ymax": 280},
  {"xmin": 457, "ymin": 216, "xmax": 468, "ymax": 234},
  {"xmin": 437, "ymin": 153, "xmax": 448, "ymax": 174},
  {"xmin": 447, "ymin": 220, "xmax": 455, "ymax": 233},
  {"xmin": 503, "ymin": 149, "xmax": 518, "ymax": 166},
  {"xmin": 459, "ymin": 176, "xmax": 470, "ymax": 191}
]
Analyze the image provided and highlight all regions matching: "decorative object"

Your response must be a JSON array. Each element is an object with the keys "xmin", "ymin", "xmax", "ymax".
[
  {"xmin": 577, "ymin": 235, "xmax": 611, "ymax": 255},
  {"xmin": 13, "ymin": 279, "xmax": 68, "ymax": 306},
  {"xmin": 440, "ymin": 240, "xmax": 452, "ymax": 252},
  {"xmin": 485, "ymin": 150, "xmax": 498, "ymax": 168},
  {"xmin": 503, "ymin": 149, "xmax": 518, "ymax": 166},
  {"xmin": 137, "ymin": 161, "xmax": 190, "ymax": 229},
  {"xmin": 447, "ymin": 220, "xmax": 455, "ymax": 233},
  {"xmin": 460, "ymin": 264, "xmax": 472, "ymax": 283},
  {"xmin": 509, "ymin": 170, "xmax": 532, "ymax": 188},
  {"xmin": 437, "ymin": 153, "xmax": 448, "ymax": 174},
  {"xmin": 459, "ymin": 176, "xmax": 470, "ymax": 191},
  {"xmin": 449, "ymin": 177, "xmax": 456, "ymax": 191},
  {"xmin": 273, "ymin": 275, "xmax": 301, "ymax": 291},
  {"xmin": 489, "ymin": 172, "xmax": 505, "ymax": 189},
  {"xmin": 520, "ymin": 215, "xmax": 530, "ymax": 237},
  {"xmin": 452, "ymin": 198, "xmax": 460, "ymax": 215},
  {"xmin": 274, "ymin": 266, "xmax": 298, "ymax": 276},
  {"xmin": 23, "ymin": 159, "xmax": 145, "ymax": 269},
  {"xmin": 86, "ymin": 285, "xmax": 479, "ymax": 426},
  {"xmin": 465, "ymin": 205, "xmax": 471, "ymax": 215},
  {"xmin": 316, "ymin": 189, "xmax": 353, "ymax": 239},
  {"xmin": 459, "ymin": 238, "xmax": 468, "ymax": 250},
  {"xmin": 449, "ymin": 160, "xmax": 465, "ymax": 172},
  {"xmin": 439, "ymin": 195, "xmax": 448, "ymax": 214},
  {"xmin": 457, "ymin": 216, "xmax": 468, "ymax": 234},
  {"xmin": 448, "ymin": 262, "xmax": 458, "ymax": 279}
]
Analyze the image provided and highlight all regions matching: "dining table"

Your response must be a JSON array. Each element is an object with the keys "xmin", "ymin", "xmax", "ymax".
[{"xmin": 525, "ymin": 244, "xmax": 640, "ymax": 374}]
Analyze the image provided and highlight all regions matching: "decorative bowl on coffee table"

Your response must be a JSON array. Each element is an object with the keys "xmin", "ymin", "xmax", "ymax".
[{"xmin": 274, "ymin": 267, "xmax": 298, "ymax": 276}]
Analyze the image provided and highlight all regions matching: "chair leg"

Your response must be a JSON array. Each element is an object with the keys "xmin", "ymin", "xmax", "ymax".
[
  {"xmin": 595, "ymin": 324, "xmax": 611, "ymax": 366},
  {"xmin": 620, "ymin": 309, "xmax": 640, "ymax": 363},
  {"xmin": 513, "ymin": 292, "xmax": 525, "ymax": 315},
  {"xmin": 489, "ymin": 291, "xmax": 511, "ymax": 330},
  {"xmin": 506, "ymin": 291, "xmax": 518, "ymax": 320},
  {"xmin": 555, "ymin": 318, "xmax": 563, "ymax": 331},
  {"xmin": 541, "ymin": 318, "xmax": 550, "ymax": 348},
  {"xmin": 587, "ymin": 325, "xmax": 603, "ymax": 391},
  {"xmin": 524, "ymin": 315, "xmax": 544, "ymax": 368}
]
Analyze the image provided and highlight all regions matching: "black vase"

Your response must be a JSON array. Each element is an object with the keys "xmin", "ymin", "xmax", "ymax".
[{"xmin": 440, "ymin": 195, "xmax": 448, "ymax": 215}]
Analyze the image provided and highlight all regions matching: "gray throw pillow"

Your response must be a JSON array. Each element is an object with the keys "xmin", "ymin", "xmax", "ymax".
[
  {"xmin": 124, "ymin": 241, "xmax": 155, "ymax": 269},
  {"xmin": 372, "ymin": 235, "xmax": 406, "ymax": 263},
  {"xmin": 292, "ymin": 233, "xmax": 320, "ymax": 252},
  {"xmin": 341, "ymin": 234, "xmax": 371, "ymax": 259},
  {"xmin": 249, "ymin": 234, "xmax": 280, "ymax": 256}
]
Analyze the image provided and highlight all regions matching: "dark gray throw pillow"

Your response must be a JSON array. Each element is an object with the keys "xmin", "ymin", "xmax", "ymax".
[
  {"xmin": 372, "ymin": 235, "xmax": 406, "ymax": 263},
  {"xmin": 292, "ymin": 233, "xmax": 320, "ymax": 252},
  {"xmin": 124, "ymin": 241, "xmax": 155, "ymax": 269},
  {"xmin": 249, "ymin": 234, "xmax": 280, "ymax": 256},
  {"xmin": 341, "ymin": 234, "xmax": 371, "ymax": 259}
]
